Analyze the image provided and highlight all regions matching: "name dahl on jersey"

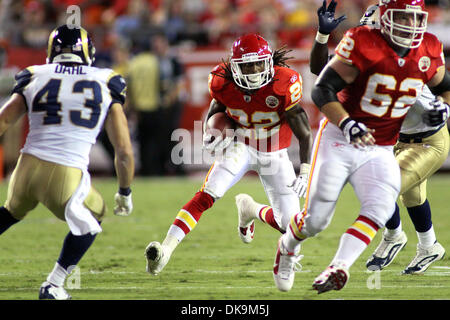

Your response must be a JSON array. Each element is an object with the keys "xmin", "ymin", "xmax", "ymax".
[{"xmin": 54, "ymin": 64, "xmax": 87, "ymax": 75}]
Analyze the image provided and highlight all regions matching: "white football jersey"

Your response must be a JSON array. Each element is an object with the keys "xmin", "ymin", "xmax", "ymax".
[
  {"xmin": 12, "ymin": 63, "xmax": 126, "ymax": 170},
  {"xmin": 400, "ymin": 85, "xmax": 443, "ymax": 135}
]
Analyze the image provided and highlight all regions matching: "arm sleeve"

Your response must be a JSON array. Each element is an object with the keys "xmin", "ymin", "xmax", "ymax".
[
  {"xmin": 107, "ymin": 73, "xmax": 127, "ymax": 105},
  {"xmin": 11, "ymin": 68, "xmax": 33, "ymax": 95}
]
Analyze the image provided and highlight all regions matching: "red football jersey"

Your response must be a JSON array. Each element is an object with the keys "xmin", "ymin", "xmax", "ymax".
[
  {"xmin": 335, "ymin": 26, "xmax": 444, "ymax": 145},
  {"xmin": 208, "ymin": 64, "xmax": 303, "ymax": 151}
]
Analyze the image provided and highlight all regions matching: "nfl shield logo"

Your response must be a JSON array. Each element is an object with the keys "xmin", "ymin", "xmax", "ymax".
[
  {"xmin": 398, "ymin": 58, "xmax": 405, "ymax": 67},
  {"xmin": 244, "ymin": 95, "xmax": 251, "ymax": 103}
]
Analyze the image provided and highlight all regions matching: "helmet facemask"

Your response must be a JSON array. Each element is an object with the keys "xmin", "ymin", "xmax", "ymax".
[
  {"xmin": 230, "ymin": 53, "xmax": 274, "ymax": 90},
  {"xmin": 381, "ymin": 8, "xmax": 427, "ymax": 49}
]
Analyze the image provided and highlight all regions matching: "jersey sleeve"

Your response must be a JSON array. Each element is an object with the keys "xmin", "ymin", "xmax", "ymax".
[
  {"xmin": 335, "ymin": 27, "xmax": 371, "ymax": 72},
  {"xmin": 273, "ymin": 67, "xmax": 303, "ymax": 112},
  {"xmin": 107, "ymin": 72, "xmax": 127, "ymax": 105},
  {"xmin": 11, "ymin": 67, "xmax": 33, "ymax": 95}
]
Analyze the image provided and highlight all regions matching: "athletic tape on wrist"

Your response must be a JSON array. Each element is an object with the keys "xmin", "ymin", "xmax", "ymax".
[{"xmin": 315, "ymin": 32, "xmax": 330, "ymax": 44}]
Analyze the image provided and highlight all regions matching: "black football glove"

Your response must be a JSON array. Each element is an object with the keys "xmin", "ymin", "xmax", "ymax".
[
  {"xmin": 317, "ymin": 0, "xmax": 347, "ymax": 35},
  {"xmin": 422, "ymin": 98, "xmax": 449, "ymax": 127}
]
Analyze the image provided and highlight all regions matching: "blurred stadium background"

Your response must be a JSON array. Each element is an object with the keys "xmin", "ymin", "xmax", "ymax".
[{"xmin": 0, "ymin": 0, "xmax": 449, "ymax": 178}]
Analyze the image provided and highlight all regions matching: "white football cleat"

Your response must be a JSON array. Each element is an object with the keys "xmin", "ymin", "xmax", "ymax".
[
  {"xmin": 403, "ymin": 242, "xmax": 445, "ymax": 274},
  {"xmin": 38, "ymin": 281, "xmax": 71, "ymax": 300},
  {"xmin": 273, "ymin": 236, "xmax": 302, "ymax": 292},
  {"xmin": 366, "ymin": 231, "xmax": 407, "ymax": 271},
  {"xmin": 235, "ymin": 194, "xmax": 259, "ymax": 244},
  {"xmin": 312, "ymin": 261, "xmax": 349, "ymax": 294},
  {"xmin": 145, "ymin": 241, "xmax": 171, "ymax": 275}
]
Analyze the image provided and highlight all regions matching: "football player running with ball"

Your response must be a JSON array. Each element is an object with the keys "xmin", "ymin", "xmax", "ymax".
[
  {"xmin": 311, "ymin": 1, "xmax": 449, "ymax": 275},
  {"xmin": 145, "ymin": 34, "xmax": 313, "ymax": 275},
  {"xmin": 272, "ymin": 0, "xmax": 450, "ymax": 294},
  {"xmin": 0, "ymin": 25, "xmax": 134, "ymax": 299}
]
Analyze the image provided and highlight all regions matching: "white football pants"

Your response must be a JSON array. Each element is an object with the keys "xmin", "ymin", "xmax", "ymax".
[
  {"xmin": 202, "ymin": 141, "xmax": 299, "ymax": 231},
  {"xmin": 301, "ymin": 119, "xmax": 401, "ymax": 237}
]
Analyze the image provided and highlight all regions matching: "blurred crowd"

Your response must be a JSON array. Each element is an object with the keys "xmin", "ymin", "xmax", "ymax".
[
  {"xmin": 0, "ymin": 0, "xmax": 449, "ymax": 177},
  {"xmin": 0, "ymin": 0, "xmax": 449, "ymax": 54}
]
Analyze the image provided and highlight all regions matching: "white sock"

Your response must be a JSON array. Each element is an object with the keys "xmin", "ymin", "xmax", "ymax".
[
  {"xmin": 331, "ymin": 233, "xmax": 368, "ymax": 268},
  {"xmin": 384, "ymin": 222, "xmax": 402, "ymax": 240},
  {"xmin": 167, "ymin": 225, "xmax": 185, "ymax": 243},
  {"xmin": 46, "ymin": 262, "xmax": 68, "ymax": 287},
  {"xmin": 162, "ymin": 233, "xmax": 180, "ymax": 255},
  {"xmin": 417, "ymin": 226, "xmax": 436, "ymax": 248},
  {"xmin": 282, "ymin": 227, "xmax": 302, "ymax": 254}
]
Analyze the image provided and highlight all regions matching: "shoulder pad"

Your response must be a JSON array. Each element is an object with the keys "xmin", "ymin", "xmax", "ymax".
[
  {"xmin": 272, "ymin": 66, "xmax": 301, "ymax": 96},
  {"xmin": 107, "ymin": 71, "xmax": 127, "ymax": 105},
  {"xmin": 12, "ymin": 67, "xmax": 33, "ymax": 95},
  {"xmin": 421, "ymin": 33, "xmax": 443, "ymax": 60},
  {"xmin": 335, "ymin": 26, "xmax": 379, "ymax": 69}
]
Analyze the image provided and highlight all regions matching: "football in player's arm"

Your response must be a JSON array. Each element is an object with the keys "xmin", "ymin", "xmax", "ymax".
[
  {"xmin": 310, "ymin": 1, "xmax": 449, "ymax": 275},
  {"xmin": 145, "ymin": 34, "xmax": 313, "ymax": 276},
  {"xmin": 0, "ymin": 25, "xmax": 134, "ymax": 299},
  {"xmin": 272, "ymin": 0, "xmax": 450, "ymax": 294}
]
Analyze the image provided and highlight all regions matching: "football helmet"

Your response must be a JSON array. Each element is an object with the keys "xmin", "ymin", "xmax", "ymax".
[
  {"xmin": 379, "ymin": 0, "xmax": 428, "ymax": 49},
  {"xmin": 359, "ymin": 4, "xmax": 380, "ymax": 28},
  {"xmin": 230, "ymin": 34, "xmax": 274, "ymax": 90},
  {"xmin": 47, "ymin": 25, "xmax": 95, "ymax": 65}
]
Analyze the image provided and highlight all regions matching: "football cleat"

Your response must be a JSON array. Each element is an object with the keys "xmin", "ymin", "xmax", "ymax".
[
  {"xmin": 403, "ymin": 242, "xmax": 445, "ymax": 275},
  {"xmin": 145, "ymin": 241, "xmax": 171, "ymax": 275},
  {"xmin": 235, "ymin": 194, "xmax": 259, "ymax": 244},
  {"xmin": 273, "ymin": 236, "xmax": 302, "ymax": 292},
  {"xmin": 366, "ymin": 231, "xmax": 407, "ymax": 271},
  {"xmin": 312, "ymin": 262, "xmax": 349, "ymax": 294},
  {"xmin": 38, "ymin": 281, "xmax": 71, "ymax": 300}
]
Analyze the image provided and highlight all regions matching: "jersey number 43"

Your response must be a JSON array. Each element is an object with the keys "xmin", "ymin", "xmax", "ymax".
[{"xmin": 32, "ymin": 78, "xmax": 102, "ymax": 129}]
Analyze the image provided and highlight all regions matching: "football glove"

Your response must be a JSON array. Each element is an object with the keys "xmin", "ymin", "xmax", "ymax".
[
  {"xmin": 422, "ymin": 98, "xmax": 449, "ymax": 127},
  {"xmin": 114, "ymin": 189, "xmax": 133, "ymax": 216},
  {"xmin": 339, "ymin": 117, "xmax": 375, "ymax": 148},
  {"xmin": 203, "ymin": 131, "xmax": 233, "ymax": 154},
  {"xmin": 317, "ymin": 0, "xmax": 347, "ymax": 35},
  {"xmin": 289, "ymin": 163, "xmax": 311, "ymax": 199}
]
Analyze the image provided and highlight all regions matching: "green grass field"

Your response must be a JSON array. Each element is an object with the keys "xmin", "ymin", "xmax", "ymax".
[{"xmin": 0, "ymin": 174, "xmax": 449, "ymax": 301}]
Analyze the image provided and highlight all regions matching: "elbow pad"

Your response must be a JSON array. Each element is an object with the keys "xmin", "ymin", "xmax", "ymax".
[
  {"xmin": 429, "ymin": 70, "xmax": 450, "ymax": 96},
  {"xmin": 311, "ymin": 67, "xmax": 348, "ymax": 109}
]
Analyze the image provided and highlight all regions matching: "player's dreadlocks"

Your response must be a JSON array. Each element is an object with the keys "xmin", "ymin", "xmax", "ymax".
[{"xmin": 211, "ymin": 45, "xmax": 294, "ymax": 83}]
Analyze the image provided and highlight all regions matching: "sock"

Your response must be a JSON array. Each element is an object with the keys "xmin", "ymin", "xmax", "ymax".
[
  {"xmin": 417, "ymin": 228, "xmax": 437, "ymax": 248},
  {"xmin": 258, "ymin": 206, "xmax": 282, "ymax": 232},
  {"xmin": 407, "ymin": 200, "xmax": 432, "ymax": 232},
  {"xmin": 384, "ymin": 203, "xmax": 402, "ymax": 238},
  {"xmin": 57, "ymin": 231, "xmax": 98, "ymax": 270},
  {"xmin": 282, "ymin": 212, "xmax": 307, "ymax": 253},
  {"xmin": 407, "ymin": 200, "xmax": 436, "ymax": 247},
  {"xmin": 168, "ymin": 191, "xmax": 214, "ymax": 243},
  {"xmin": 46, "ymin": 262, "xmax": 69, "ymax": 287},
  {"xmin": 333, "ymin": 215, "xmax": 379, "ymax": 268},
  {"xmin": 0, "ymin": 207, "xmax": 20, "ymax": 235}
]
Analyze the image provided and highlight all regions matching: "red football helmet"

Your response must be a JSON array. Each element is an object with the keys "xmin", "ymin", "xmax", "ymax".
[
  {"xmin": 379, "ymin": 0, "xmax": 428, "ymax": 49},
  {"xmin": 230, "ymin": 34, "xmax": 274, "ymax": 90}
]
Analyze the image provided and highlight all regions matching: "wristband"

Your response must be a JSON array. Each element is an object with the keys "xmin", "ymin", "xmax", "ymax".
[
  {"xmin": 119, "ymin": 187, "xmax": 131, "ymax": 196},
  {"xmin": 338, "ymin": 117, "xmax": 352, "ymax": 130},
  {"xmin": 315, "ymin": 31, "xmax": 330, "ymax": 44}
]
